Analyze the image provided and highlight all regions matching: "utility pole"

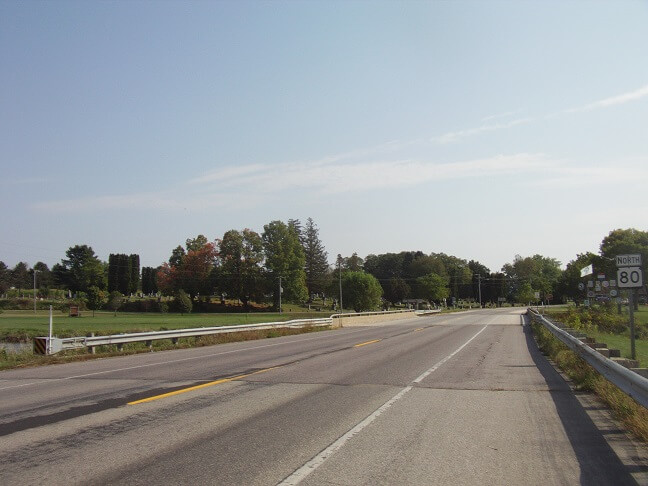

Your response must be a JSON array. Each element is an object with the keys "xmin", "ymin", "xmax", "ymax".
[
  {"xmin": 338, "ymin": 255, "xmax": 343, "ymax": 312},
  {"xmin": 278, "ymin": 276, "xmax": 282, "ymax": 314},
  {"xmin": 478, "ymin": 274, "xmax": 482, "ymax": 308}
]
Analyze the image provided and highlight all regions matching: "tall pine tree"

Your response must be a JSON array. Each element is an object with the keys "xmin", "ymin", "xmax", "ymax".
[
  {"xmin": 129, "ymin": 254, "xmax": 140, "ymax": 294},
  {"xmin": 303, "ymin": 218, "xmax": 329, "ymax": 296}
]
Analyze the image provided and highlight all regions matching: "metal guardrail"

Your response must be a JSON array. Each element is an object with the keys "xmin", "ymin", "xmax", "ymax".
[
  {"xmin": 35, "ymin": 318, "xmax": 333, "ymax": 355},
  {"xmin": 35, "ymin": 309, "xmax": 427, "ymax": 355},
  {"xmin": 527, "ymin": 308, "xmax": 648, "ymax": 409}
]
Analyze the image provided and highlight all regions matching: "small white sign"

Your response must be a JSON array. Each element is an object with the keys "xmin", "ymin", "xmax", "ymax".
[
  {"xmin": 617, "ymin": 267, "xmax": 643, "ymax": 288},
  {"xmin": 616, "ymin": 254, "xmax": 642, "ymax": 267}
]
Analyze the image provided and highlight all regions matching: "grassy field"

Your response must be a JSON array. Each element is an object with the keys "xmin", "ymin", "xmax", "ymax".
[
  {"xmin": 0, "ymin": 309, "xmax": 326, "ymax": 340},
  {"xmin": 587, "ymin": 330, "xmax": 648, "ymax": 367},
  {"xmin": 544, "ymin": 304, "xmax": 648, "ymax": 367}
]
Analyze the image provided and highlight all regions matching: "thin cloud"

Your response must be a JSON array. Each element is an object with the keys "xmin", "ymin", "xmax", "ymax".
[
  {"xmin": 564, "ymin": 83, "xmax": 648, "ymax": 113},
  {"xmin": 528, "ymin": 164, "xmax": 648, "ymax": 188},
  {"xmin": 431, "ymin": 118, "xmax": 534, "ymax": 144},
  {"xmin": 33, "ymin": 153, "xmax": 555, "ymax": 212},
  {"xmin": 481, "ymin": 110, "xmax": 520, "ymax": 122},
  {"xmin": 173, "ymin": 153, "xmax": 554, "ymax": 196},
  {"xmin": 434, "ymin": 83, "xmax": 648, "ymax": 144}
]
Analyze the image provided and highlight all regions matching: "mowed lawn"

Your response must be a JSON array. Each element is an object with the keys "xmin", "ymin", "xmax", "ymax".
[
  {"xmin": 546, "ymin": 304, "xmax": 648, "ymax": 367},
  {"xmin": 0, "ymin": 309, "xmax": 325, "ymax": 338}
]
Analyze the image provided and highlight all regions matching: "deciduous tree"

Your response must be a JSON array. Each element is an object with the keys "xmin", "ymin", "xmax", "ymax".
[
  {"xmin": 414, "ymin": 273, "xmax": 449, "ymax": 303},
  {"xmin": 218, "ymin": 229, "xmax": 265, "ymax": 307},
  {"xmin": 262, "ymin": 220, "xmax": 308, "ymax": 307},
  {"xmin": 86, "ymin": 286, "xmax": 105, "ymax": 317},
  {"xmin": 157, "ymin": 242, "xmax": 218, "ymax": 299},
  {"xmin": 341, "ymin": 271, "xmax": 383, "ymax": 312}
]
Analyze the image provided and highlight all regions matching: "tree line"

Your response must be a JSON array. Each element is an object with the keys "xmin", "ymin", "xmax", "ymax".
[{"xmin": 1, "ymin": 226, "xmax": 646, "ymax": 312}]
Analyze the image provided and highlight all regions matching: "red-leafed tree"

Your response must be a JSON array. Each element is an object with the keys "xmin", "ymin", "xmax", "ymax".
[{"xmin": 157, "ymin": 241, "xmax": 218, "ymax": 299}]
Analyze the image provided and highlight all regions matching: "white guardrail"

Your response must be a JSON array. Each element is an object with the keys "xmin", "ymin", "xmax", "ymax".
[
  {"xmin": 34, "ymin": 309, "xmax": 426, "ymax": 355},
  {"xmin": 35, "ymin": 318, "xmax": 334, "ymax": 355},
  {"xmin": 527, "ymin": 308, "xmax": 648, "ymax": 409}
]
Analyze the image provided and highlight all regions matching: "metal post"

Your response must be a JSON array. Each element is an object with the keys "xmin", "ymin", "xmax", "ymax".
[
  {"xmin": 279, "ymin": 276, "xmax": 282, "ymax": 314},
  {"xmin": 629, "ymin": 290, "xmax": 636, "ymax": 360},
  {"xmin": 48, "ymin": 305, "xmax": 53, "ymax": 355},
  {"xmin": 338, "ymin": 260, "xmax": 343, "ymax": 312},
  {"xmin": 478, "ymin": 274, "xmax": 482, "ymax": 308},
  {"xmin": 33, "ymin": 269, "xmax": 39, "ymax": 314}
]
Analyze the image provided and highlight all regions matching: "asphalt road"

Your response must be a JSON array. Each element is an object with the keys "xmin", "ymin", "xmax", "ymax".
[{"xmin": 0, "ymin": 309, "xmax": 646, "ymax": 485}]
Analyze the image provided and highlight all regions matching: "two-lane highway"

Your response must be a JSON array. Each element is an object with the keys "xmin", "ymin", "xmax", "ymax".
[{"xmin": 0, "ymin": 309, "xmax": 645, "ymax": 485}]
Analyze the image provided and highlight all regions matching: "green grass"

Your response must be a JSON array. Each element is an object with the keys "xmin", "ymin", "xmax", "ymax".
[
  {"xmin": 0, "ymin": 309, "xmax": 325, "ymax": 341},
  {"xmin": 586, "ymin": 330, "xmax": 648, "ymax": 367},
  {"xmin": 630, "ymin": 306, "xmax": 648, "ymax": 326},
  {"xmin": 544, "ymin": 304, "xmax": 648, "ymax": 367}
]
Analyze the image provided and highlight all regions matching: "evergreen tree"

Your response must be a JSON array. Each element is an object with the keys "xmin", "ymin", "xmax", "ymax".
[
  {"xmin": 0, "ymin": 262, "xmax": 10, "ymax": 295},
  {"xmin": 58, "ymin": 245, "xmax": 106, "ymax": 293},
  {"xmin": 33, "ymin": 262, "xmax": 52, "ymax": 290},
  {"xmin": 141, "ymin": 267, "xmax": 159, "ymax": 294},
  {"xmin": 117, "ymin": 254, "xmax": 131, "ymax": 294},
  {"xmin": 303, "ymin": 218, "xmax": 329, "ymax": 296},
  {"xmin": 11, "ymin": 262, "xmax": 31, "ymax": 290},
  {"xmin": 129, "ymin": 254, "xmax": 140, "ymax": 294},
  {"xmin": 108, "ymin": 254, "xmax": 119, "ymax": 292}
]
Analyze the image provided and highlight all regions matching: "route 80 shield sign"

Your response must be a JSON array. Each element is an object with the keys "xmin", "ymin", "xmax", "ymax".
[{"xmin": 617, "ymin": 267, "xmax": 643, "ymax": 288}]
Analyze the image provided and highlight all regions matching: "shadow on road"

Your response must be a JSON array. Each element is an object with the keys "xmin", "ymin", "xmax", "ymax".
[{"xmin": 522, "ymin": 317, "xmax": 645, "ymax": 485}]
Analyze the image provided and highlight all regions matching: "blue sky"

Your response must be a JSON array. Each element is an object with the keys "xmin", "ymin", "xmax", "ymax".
[{"xmin": 1, "ymin": 1, "xmax": 647, "ymax": 273}]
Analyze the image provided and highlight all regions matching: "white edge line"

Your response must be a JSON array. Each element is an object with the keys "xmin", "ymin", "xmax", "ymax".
[
  {"xmin": 277, "ymin": 386, "xmax": 414, "ymax": 486},
  {"xmin": 413, "ymin": 324, "xmax": 488, "ymax": 383},
  {"xmin": 277, "ymin": 324, "xmax": 489, "ymax": 485}
]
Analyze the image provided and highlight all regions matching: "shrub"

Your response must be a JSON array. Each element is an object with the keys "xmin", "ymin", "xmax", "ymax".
[{"xmin": 172, "ymin": 290, "xmax": 193, "ymax": 314}]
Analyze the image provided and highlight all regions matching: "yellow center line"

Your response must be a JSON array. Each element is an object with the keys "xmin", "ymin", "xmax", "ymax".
[
  {"xmin": 354, "ymin": 339, "xmax": 381, "ymax": 348},
  {"xmin": 127, "ymin": 365, "xmax": 283, "ymax": 405}
]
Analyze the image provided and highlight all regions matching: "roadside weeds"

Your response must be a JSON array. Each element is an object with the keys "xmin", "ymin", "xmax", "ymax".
[{"xmin": 531, "ymin": 320, "xmax": 648, "ymax": 442}]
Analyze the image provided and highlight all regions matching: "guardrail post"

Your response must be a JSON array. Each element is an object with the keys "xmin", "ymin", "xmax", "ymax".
[
  {"xmin": 146, "ymin": 340, "xmax": 153, "ymax": 352},
  {"xmin": 88, "ymin": 333, "xmax": 95, "ymax": 354},
  {"xmin": 117, "ymin": 343, "xmax": 123, "ymax": 352}
]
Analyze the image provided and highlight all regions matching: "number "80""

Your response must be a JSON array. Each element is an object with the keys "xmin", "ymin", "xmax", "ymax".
[{"xmin": 618, "ymin": 267, "xmax": 642, "ymax": 287}]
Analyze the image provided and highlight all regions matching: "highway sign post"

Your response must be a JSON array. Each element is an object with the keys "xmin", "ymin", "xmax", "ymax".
[{"xmin": 616, "ymin": 254, "xmax": 643, "ymax": 360}]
